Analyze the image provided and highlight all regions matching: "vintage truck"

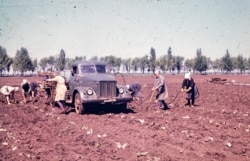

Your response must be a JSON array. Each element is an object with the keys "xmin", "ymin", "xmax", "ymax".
[{"xmin": 62, "ymin": 61, "xmax": 132, "ymax": 114}]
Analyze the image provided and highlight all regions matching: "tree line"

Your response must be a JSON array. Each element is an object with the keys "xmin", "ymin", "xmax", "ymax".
[{"xmin": 1, "ymin": 45, "xmax": 250, "ymax": 76}]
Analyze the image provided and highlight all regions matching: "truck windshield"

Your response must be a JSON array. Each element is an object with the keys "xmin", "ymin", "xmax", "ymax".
[
  {"xmin": 80, "ymin": 64, "xmax": 106, "ymax": 73},
  {"xmin": 80, "ymin": 65, "xmax": 96, "ymax": 73},
  {"xmin": 96, "ymin": 65, "xmax": 106, "ymax": 73}
]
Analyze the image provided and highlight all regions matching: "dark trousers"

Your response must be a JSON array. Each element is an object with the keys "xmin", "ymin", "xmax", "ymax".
[
  {"xmin": 157, "ymin": 100, "xmax": 169, "ymax": 109},
  {"xmin": 186, "ymin": 98, "xmax": 195, "ymax": 105}
]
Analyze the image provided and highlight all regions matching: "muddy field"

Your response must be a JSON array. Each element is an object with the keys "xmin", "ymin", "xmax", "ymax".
[{"xmin": 0, "ymin": 74, "xmax": 249, "ymax": 161}]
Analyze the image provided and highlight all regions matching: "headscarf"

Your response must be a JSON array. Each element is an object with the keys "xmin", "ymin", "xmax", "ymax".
[{"xmin": 185, "ymin": 73, "xmax": 191, "ymax": 79}]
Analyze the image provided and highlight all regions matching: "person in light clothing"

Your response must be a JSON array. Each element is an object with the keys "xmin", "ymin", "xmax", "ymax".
[
  {"xmin": 0, "ymin": 86, "xmax": 19, "ymax": 105},
  {"xmin": 46, "ymin": 73, "xmax": 68, "ymax": 114}
]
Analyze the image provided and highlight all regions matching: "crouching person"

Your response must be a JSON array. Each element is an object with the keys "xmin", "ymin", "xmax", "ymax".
[
  {"xmin": 127, "ymin": 83, "xmax": 141, "ymax": 99},
  {"xmin": 46, "ymin": 72, "xmax": 69, "ymax": 114},
  {"xmin": 0, "ymin": 86, "xmax": 19, "ymax": 105},
  {"xmin": 21, "ymin": 79, "xmax": 39, "ymax": 103}
]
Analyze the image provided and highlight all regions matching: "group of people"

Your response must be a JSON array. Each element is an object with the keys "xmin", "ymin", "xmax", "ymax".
[
  {"xmin": 152, "ymin": 70, "xmax": 199, "ymax": 109},
  {"xmin": 1, "ymin": 70, "xmax": 198, "ymax": 113},
  {"xmin": 127, "ymin": 70, "xmax": 199, "ymax": 110},
  {"xmin": 0, "ymin": 72, "xmax": 69, "ymax": 114},
  {"xmin": 0, "ymin": 79, "xmax": 39, "ymax": 105}
]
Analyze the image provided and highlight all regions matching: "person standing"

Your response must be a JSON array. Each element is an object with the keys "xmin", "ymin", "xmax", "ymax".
[
  {"xmin": 152, "ymin": 70, "xmax": 169, "ymax": 110},
  {"xmin": 0, "ymin": 86, "xmax": 19, "ymax": 105},
  {"xmin": 181, "ymin": 73, "xmax": 198, "ymax": 107},
  {"xmin": 46, "ymin": 72, "xmax": 68, "ymax": 114}
]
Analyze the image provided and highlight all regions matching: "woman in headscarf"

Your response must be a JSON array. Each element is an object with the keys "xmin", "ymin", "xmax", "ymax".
[
  {"xmin": 181, "ymin": 73, "xmax": 199, "ymax": 107},
  {"xmin": 46, "ymin": 72, "xmax": 68, "ymax": 114},
  {"xmin": 152, "ymin": 70, "xmax": 169, "ymax": 110},
  {"xmin": 0, "ymin": 86, "xmax": 19, "ymax": 105}
]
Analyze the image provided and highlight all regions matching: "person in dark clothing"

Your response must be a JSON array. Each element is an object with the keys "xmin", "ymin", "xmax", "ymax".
[
  {"xmin": 152, "ymin": 70, "xmax": 169, "ymax": 110},
  {"xmin": 21, "ymin": 79, "xmax": 39, "ymax": 103},
  {"xmin": 181, "ymin": 73, "xmax": 198, "ymax": 107},
  {"xmin": 43, "ymin": 75, "xmax": 51, "ymax": 99},
  {"xmin": 127, "ymin": 83, "xmax": 141, "ymax": 98}
]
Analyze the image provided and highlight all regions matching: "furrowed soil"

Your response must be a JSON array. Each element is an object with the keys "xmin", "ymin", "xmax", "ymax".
[{"xmin": 0, "ymin": 74, "xmax": 249, "ymax": 161}]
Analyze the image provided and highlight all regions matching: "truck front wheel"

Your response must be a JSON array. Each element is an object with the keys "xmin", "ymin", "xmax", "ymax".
[{"xmin": 74, "ymin": 93, "xmax": 85, "ymax": 114}]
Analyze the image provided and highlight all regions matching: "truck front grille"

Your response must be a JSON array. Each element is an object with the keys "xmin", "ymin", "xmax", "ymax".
[{"xmin": 99, "ymin": 81, "xmax": 116, "ymax": 98}]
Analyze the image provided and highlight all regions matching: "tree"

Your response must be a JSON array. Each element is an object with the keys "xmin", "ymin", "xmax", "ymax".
[
  {"xmin": 166, "ymin": 47, "xmax": 174, "ymax": 73},
  {"xmin": 6, "ymin": 58, "xmax": 13, "ymax": 74},
  {"xmin": 131, "ymin": 57, "xmax": 140, "ymax": 73},
  {"xmin": 149, "ymin": 47, "xmax": 156, "ymax": 73},
  {"xmin": 194, "ymin": 48, "xmax": 208, "ymax": 74},
  {"xmin": 47, "ymin": 56, "xmax": 56, "ymax": 71},
  {"xmin": 31, "ymin": 58, "xmax": 38, "ymax": 72},
  {"xmin": 39, "ymin": 57, "xmax": 48, "ymax": 71},
  {"xmin": 121, "ymin": 58, "xmax": 131, "ymax": 73},
  {"xmin": 184, "ymin": 58, "xmax": 195, "ymax": 72},
  {"xmin": 140, "ymin": 55, "xmax": 149, "ymax": 74},
  {"xmin": 211, "ymin": 58, "xmax": 223, "ymax": 73},
  {"xmin": 75, "ymin": 56, "xmax": 86, "ymax": 61},
  {"xmin": 13, "ymin": 47, "xmax": 33, "ymax": 75},
  {"xmin": 100, "ymin": 55, "xmax": 121, "ymax": 72},
  {"xmin": 222, "ymin": 49, "xmax": 233, "ymax": 73},
  {"xmin": 245, "ymin": 56, "xmax": 250, "ymax": 69},
  {"xmin": 56, "ymin": 49, "xmax": 66, "ymax": 71},
  {"xmin": 89, "ymin": 56, "xmax": 98, "ymax": 61},
  {"xmin": 174, "ymin": 56, "xmax": 184, "ymax": 74},
  {"xmin": 157, "ymin": 55, "xmax": 167, "ymax": 73},
  {"xmin": 248, "ymin": 57, "xmax": 250, "ymax": 69},
  {"xmin": 236, "ymin": 54, "xmax": 245, "ymax": 74},
  {"xmin": 0, "ymin": 46, "xmax": 11, "ymax": 75}
]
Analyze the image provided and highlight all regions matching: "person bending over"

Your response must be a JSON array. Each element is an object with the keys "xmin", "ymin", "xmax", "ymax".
[
  {"xmin": 127, "ymin": 83, "xmax": 141, "ymax": 98},
  {"xmin": 21, "ymin": 79, "xmax": 39, "ymax": 103},
  {"xmin": 0, "ymin": 86, "xmax": 19, "ymax": 105}
]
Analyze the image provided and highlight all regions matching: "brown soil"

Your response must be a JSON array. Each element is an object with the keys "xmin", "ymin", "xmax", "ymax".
[{"xmin": 0, "ymin": 74, "xmax": 249, "ymax": 161}]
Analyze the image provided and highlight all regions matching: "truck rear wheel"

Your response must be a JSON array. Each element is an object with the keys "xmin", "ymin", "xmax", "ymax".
[{"xmin": 74, "ymin": 93, "xmax": 85, "ymax": 114}]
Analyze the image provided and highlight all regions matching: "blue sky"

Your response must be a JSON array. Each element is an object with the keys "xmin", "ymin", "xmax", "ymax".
[{"xmin": 0, "ymin": 0, "xmax": 249, "ymax": 61}]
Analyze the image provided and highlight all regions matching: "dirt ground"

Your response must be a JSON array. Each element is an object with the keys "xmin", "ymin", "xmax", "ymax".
[{"xmin": 0, "ymin": 74, "xmax": 249, "ymax": 161}]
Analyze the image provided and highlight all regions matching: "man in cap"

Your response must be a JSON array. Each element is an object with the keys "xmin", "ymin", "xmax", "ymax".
[
  {"xmin": 0, "ymin": 86, "xmax": 19, "ymax": 104},
  {"xmin": 152, "ymin": 70, "xmax": 169, "ymax": 110}
]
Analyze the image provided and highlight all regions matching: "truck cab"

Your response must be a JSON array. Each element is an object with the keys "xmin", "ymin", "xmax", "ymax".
[{"xmin": 65, "ymin": 61, "xmax": 132, "ymax": 114}]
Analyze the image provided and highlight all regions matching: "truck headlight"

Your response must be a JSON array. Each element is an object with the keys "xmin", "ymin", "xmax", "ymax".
[
  {"xmin": 87, "ymin": 89, "xmax": 93, "ymax": 95},
  {"xmin": 118, "ymin": 88, "xmax": 124, "ymax": 94}
]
